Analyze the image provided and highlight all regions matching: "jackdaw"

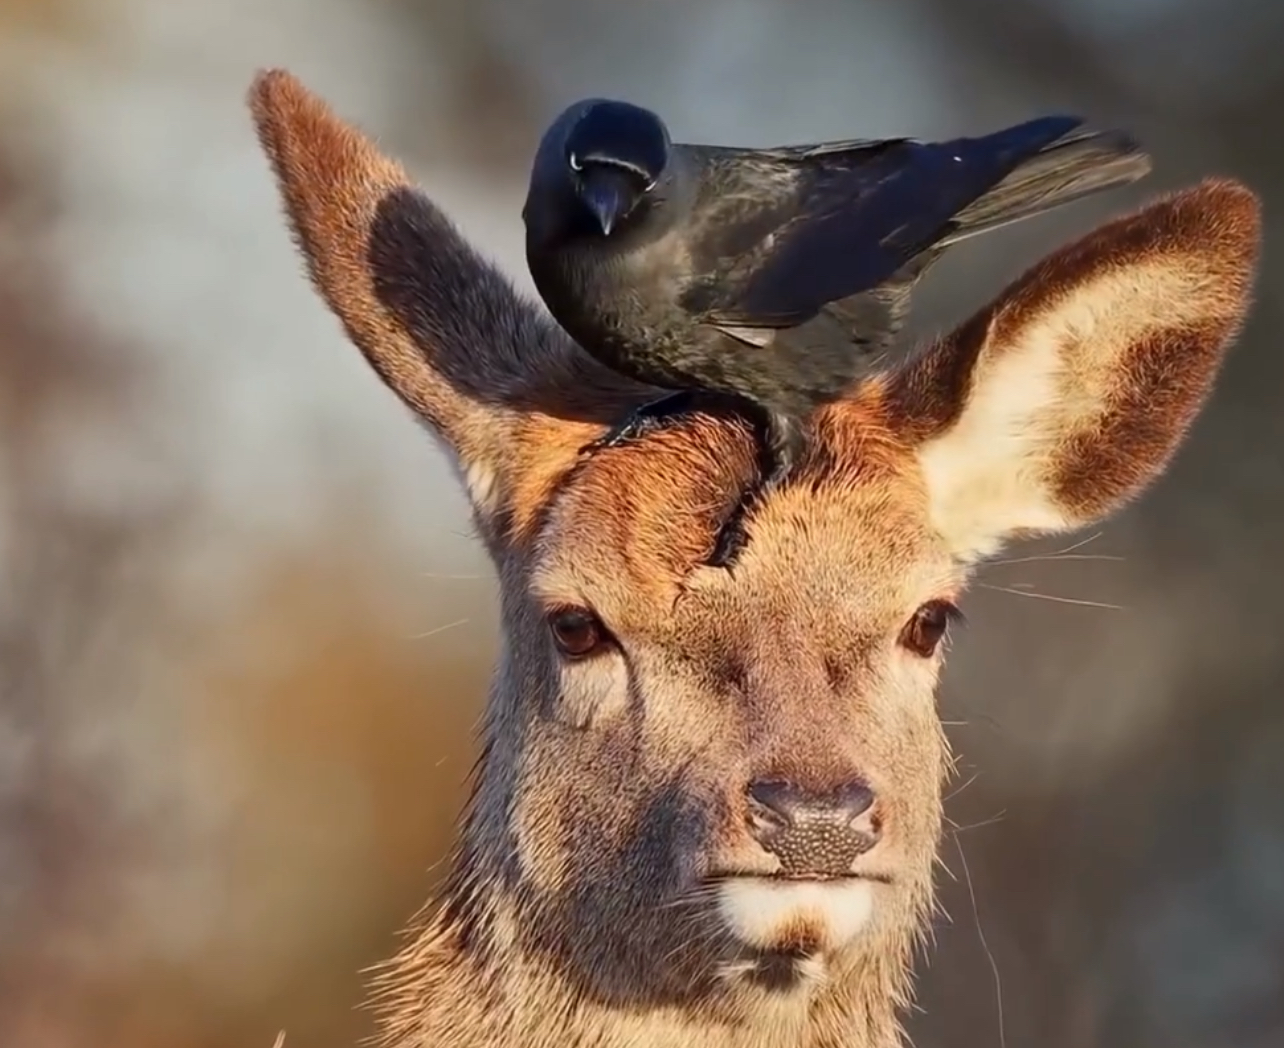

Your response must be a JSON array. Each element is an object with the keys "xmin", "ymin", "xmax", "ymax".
[{"xmin": 523, "ymin": 100, "xmax": 1151, "ymax": 564}]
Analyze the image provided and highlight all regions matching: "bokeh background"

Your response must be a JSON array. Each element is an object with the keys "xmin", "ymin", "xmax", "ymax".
[{"xmin": 0, "ymin": 0, "xmax": 1280, "ymax": 1045}]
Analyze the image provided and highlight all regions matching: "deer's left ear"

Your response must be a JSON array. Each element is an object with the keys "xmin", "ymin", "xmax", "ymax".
[{"xmin": 882, "ymin": 177, "xmax": 1261, "ymax": 563}]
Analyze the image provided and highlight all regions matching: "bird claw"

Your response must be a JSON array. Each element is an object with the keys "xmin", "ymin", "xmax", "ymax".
[
  {"xmin": 708, "ymin": 501, "xmax": 753, "ymax": 568},
  {"xmin": 580, "ymin": 413, "xmax": 680, "ymax": 455},
  {"xmin": 578, "ymin": 389, "xmax": 800, "ymax": 570},
  {"xmin": 578, "ymin": 391, "xmax": 703, "ymax": 457},
  {"xmin": 705, "ymin": 450, "xmax": 793, "ymax": 570}
]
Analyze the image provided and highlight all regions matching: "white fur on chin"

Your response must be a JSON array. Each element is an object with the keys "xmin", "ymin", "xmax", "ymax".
[{"xmin": 717, "ymin": 879, "xmax": 876, "ymax": 951}]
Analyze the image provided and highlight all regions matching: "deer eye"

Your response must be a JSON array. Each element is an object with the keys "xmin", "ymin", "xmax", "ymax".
[
  {"xmin": 548, "ymin": 607, "xmax": 610, "ymax": 659},
  {"xmin": 899, "ymin": 600, "xmax": 962, "ymax": 658}
]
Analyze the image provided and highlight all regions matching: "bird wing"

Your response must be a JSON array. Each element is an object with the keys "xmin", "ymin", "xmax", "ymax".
[
  {"xmin": 685, "ymin": 137, "xmax": 911, "ymax": 164},
  {"xmin": 688, "ymin": 116, "xmax": 1084, "ymax": 331},
  {"xmin": 710, "ymin": 251, "xmax": 934, "ymax": 365},
  {"xmin": 748, "ymin": 136, "xmax": 914, "ymax": 161}
]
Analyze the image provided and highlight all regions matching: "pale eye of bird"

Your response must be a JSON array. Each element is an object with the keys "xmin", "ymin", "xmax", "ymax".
[{"xmin": 568, "ymin": 152, "xmax": 583, "ymax": 172}]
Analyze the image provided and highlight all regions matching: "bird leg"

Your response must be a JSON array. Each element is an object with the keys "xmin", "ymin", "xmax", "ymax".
[
  {"xmin": 707, "ymin": 410, "xmax": 807, "ymax": 569},
  {"xmin": 579, "ymin": 390, "xmax": 805, "ymax": 570}
]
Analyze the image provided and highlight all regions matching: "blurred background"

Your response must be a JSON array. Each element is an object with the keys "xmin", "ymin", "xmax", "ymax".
[{"xmin": 0, "ymin": 0, "xmax": 1279, "ymax": 1045}]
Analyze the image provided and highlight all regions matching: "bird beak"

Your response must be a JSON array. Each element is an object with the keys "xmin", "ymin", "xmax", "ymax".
[{"xmin": 580, "ymin": 167, "xmax": 636, "ymax": 237}]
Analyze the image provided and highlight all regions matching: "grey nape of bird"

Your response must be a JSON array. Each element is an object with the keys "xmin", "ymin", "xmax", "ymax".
[{"xmin": 522, "ymin": 98, "xmax": 1152, "ymax": 568}]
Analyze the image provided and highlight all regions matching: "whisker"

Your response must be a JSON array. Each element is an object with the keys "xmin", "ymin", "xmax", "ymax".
[
  {"xmin": 660, "ymin": 922, "xmax": 722, "ymax": 964},
  {"xmin": 941, "ymin": 709, "xmax": 1006, "ymax": 734},
  {"xmin": 657, "ymin": 884, "xmax": 725, "ymax": 911},
  {"xmin": 1053, "ymin": 531, "xmax": 1107, "ymax": 555},
  {"xmin": 409, "ymin": 617, "xmax": 471, "ymax": 640},
  {"xmin": 718, "ymin": 959, "xmax": 759, "ymax": 984},
  {"xmin": 990, "ymin": 552, "xmax": 1124, "ymax": 566},
  {"xmin": 944, "ymin": 771, "xmax": 980, "ymax": 802},
  {"xmin": 659, "ymin": 894, "xmax": 713, "ymax": 912},
  {"xmin": 990, "ymin": 530, "xmax": 1122, "ymax": 567},
  {"xmin": 945, "ymin": 811, "xmax": 1007, "ymax": 834},
  {"xmin": 978, "ymin": 583, "xmax": 1123, "ymax": 610},
  {"xmin": 953, "ymin": 832, "xmax": 1005, "ymax": 1048}
]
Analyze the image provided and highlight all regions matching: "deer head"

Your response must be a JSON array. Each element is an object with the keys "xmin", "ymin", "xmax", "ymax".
[{"xmin": 249, "ymin": 70, "xmax": 1260, "ymax": 1048}]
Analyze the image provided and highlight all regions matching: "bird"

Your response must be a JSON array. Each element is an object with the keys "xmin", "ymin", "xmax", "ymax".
[{"xmin": 522, "ymin": 99, "xmax": 1152, "ymax": 566}]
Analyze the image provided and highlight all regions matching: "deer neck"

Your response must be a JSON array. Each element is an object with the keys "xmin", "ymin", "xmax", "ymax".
[{"xmin": 370, "ymin": 887, "xmax": 914, "ymax": 1048}]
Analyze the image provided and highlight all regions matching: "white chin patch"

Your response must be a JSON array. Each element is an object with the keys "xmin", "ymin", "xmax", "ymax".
[{"xmin": 717, "ymin": 879, "xmax": 876, "ymax": 951}]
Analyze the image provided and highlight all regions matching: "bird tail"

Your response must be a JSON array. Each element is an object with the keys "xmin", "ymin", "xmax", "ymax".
[{"xmin": 940, "ymin": 127, "xmax": 1152, "ymax": 247}]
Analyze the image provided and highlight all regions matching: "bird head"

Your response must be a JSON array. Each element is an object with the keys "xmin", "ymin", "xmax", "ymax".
[{"xmin": 526, "ymin": 99, "xmax": 672, "ymax": 241}]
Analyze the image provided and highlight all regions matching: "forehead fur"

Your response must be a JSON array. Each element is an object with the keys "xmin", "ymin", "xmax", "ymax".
[{"xmin": 532, "ymin": 395, "xmax": 955, "ymax": 631}]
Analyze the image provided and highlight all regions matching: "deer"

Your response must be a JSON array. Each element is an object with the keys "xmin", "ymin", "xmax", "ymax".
[{"xmin": 247, "ymin": 69, "xmax": 1260, "ymax": 1048}]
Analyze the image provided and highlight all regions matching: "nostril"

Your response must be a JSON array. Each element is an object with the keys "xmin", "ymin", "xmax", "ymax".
[
  {"xmin": 745, "ymin": 780, "xmax": 795, "ymax": 845},
  {"xmin": 745, "ymin": 777, "xmax": 878, "ymax": 838},
  {"xmin": 835, "ymin": 781, "xmax": 876, "ymax": 822},
  {"xmin": 747, "ymin": 779, "xmax": 796, "ymax": 822},
  {"xmin": 746, "ymin": 778, "xmax": 876, "ymax": 821}
]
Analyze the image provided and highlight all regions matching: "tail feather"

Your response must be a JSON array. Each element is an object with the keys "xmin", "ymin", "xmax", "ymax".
[{"xmin": 941, "ymin": 128, "xmax": 1152, "ymax": 246}]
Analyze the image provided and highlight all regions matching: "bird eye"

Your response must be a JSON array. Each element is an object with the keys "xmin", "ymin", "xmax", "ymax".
[
  {"xmin": 568, "ymin": 152, "xmax": 583, "ymax": 172},
  {"xmin": 548, "ymin": 607, "xmax": 610, "ymax": 659},
  {"xmin": 899, "ymin": 600, "xmax": 962, "ymax": 658}
]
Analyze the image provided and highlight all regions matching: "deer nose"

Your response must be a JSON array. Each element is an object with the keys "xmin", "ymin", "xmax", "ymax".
[{"xmin": 745, "ymin": 778, "xmax": 880, "ymax": 877}]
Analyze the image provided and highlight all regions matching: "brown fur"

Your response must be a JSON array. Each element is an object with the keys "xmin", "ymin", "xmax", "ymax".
[{"xmin": 248, "ymin": 68, "xmax": 1261, "ymax": 1048}]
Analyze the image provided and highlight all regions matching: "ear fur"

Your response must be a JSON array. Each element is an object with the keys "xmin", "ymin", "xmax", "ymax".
[
  {"xmin": 250, "ymin": 73, "xmax": 1262, "ymax": 565},
  {"xmin": 883, "ymin": 178, "xmax": 1261, "ymax": 561},
  {"xmin": 248, "ymin": 69, "xmax": 642, "ymax": 549}
]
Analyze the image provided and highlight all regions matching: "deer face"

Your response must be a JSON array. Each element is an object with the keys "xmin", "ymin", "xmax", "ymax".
[
  {"xmin": 249, "ymin": 69, "xmax": 1260, "ymax": 1042},
  {"xmin": 507, "ymin": 423, "xmax": 952, "ymax": 984}
]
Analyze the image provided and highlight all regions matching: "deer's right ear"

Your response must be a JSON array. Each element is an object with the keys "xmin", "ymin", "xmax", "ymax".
[
  {"xmin": 884, "ymin": 177, "xmax": 1261, "ymax": 563},
  {"xmin": 248, "ymin": 70, "xmax": 638, "ymax": 552}
]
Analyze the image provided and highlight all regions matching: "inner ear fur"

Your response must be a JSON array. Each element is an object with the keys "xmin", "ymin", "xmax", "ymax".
[
  {"xmin": 882, "ymin": 177, "xmax": 1261, "ymax": 559},
  {"xmin": 248, "ymin": 69, "xmax": 649, "ymax": 549}
]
